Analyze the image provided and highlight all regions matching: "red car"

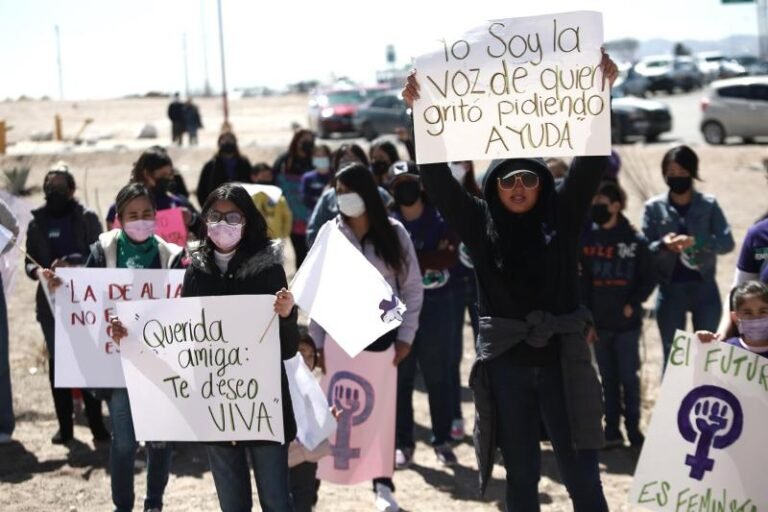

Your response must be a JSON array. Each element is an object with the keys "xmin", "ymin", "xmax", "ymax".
[{"xmin": 308, "ymin": 87, "xmax": 387, "ymax": 138}]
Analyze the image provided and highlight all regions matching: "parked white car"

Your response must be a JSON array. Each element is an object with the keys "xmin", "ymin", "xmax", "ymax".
[
  {"xmin": 696, "ymin": 52, "xmax": 747, "ymax": 82},
  {"xmin": 700, "ymin": 77, "xmax": 768, "ymax": 144}
]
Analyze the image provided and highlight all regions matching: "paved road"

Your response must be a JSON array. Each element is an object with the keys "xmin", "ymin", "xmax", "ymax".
[{"xmin": 652, "ymin": 90, "xmax": 706, "ymax": 145}]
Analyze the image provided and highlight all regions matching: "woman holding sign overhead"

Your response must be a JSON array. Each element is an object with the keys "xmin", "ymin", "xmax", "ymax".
[
  {"xmin": 89, "ymin": 183, "xmax": 184, "ymax": 512},
  {"xmin": 402, "ymin": 50, "xmax": 618, "ymax": 512},
  {"xmin": 112, "ymin": 183, "xmax": 300, "ymax": 512}
]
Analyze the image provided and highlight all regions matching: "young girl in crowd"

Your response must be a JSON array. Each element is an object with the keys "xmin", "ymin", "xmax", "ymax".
[
  {"xmin": 387, "ymin": 161, "xmax": 460, "ymax": 468},
  {"xmin": 581, "ymin": 181, "xmax": 656, "ymax": 449},
  {"xmin": 642, "ymin": 145, "xmax": 734, "ymax": 366},
  {"xmin": 698, "ymin": 281, "xmax": 768, "ymax": 358},
  {"xmin": 249, "ymin": 163, "xmax": 293, "ymax": 241},
  {"xmin": 300, "ymin": 144, "xmax": 333, "ymax": 216},
  {"xmin": 369, "ymin": 141, "xmax": 400, "ymax": 187},
  {"xmin": 310, "ymin": 163, "xmax": 422, "ymax": 512},
  {"xmin": 91, "ymin": 183, "xmax": 184, "ymax": 512},
  {"xmin": 274, "ymin": 129, "xmax": 316, "ymax": 269},
  {"xmin": 112, "ymin": 183, "xmax": 299, "ymax": 512},
  {"xmin": 107, "ymin": 146, "xmax": 200, "ymax": 237},
  {"xmin": 402, "ymin": 51, "xmax": 618, "ymax": 511},
  {"xmin": 25, "ymin": 163, "xmax": 109, "ymax": 445}
]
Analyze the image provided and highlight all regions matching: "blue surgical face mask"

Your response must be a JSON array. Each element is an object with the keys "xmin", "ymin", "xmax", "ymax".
[
  {"xmin": 737, "ymin": 316, "xmax": 768, "ymax": 345},
  {"xmin": 313, "ymin": 157, "xmax": 330, "ymax": 173}
]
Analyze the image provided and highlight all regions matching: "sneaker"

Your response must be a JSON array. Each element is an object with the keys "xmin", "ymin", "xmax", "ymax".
[
  {"xmin": 394, "ymin": 447, "xmax": 413, "ymax": 470},
  {"xmin": 145, "ymin": 508, "xmax": 162, "ymax": 512},
  {"xmin": 374, "ymin": 483, "xmax": 400, "ymax": 512},
  {"xmin": 450, "ymin": 419, "xmax": 465, "ymax": 441},
  {"xmin": 0, "ymin": 433, "xmax": 12, "ymax": 444},
  {"xmin": 434, "ymin": 443, "xmax": 458, "ymax": 467}
]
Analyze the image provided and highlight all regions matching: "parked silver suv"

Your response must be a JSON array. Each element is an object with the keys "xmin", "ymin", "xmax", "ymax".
[{"xmin": 700, "ymin": 77, "xmax": 768, "ymax": 144}]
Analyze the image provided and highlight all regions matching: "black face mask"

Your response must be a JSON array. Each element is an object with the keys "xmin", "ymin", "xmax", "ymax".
[
  {"xmin": 371, "ymin": 161, "xmax": 390, "ymax": 176},
  {"xmin": 667, "ymin": 176, "xmax": 693, "ymax": 195},
  {"xmin": 44, "ymin": 191, "xmax": 72, "ymax": 216},
  {"xmin": 393, "ymin": 180, "xmax": 421, "ymax": 207},
  {"xmin": 154, "ymin": 177, "xmax": 176, "ymax": 194},
  {"xmin": 219, "ymin": 142, "xmax": 237, "ymax": 155},
  {"xmin": 300, "ymin": 141, "xmax": 314, "ymax": 156},
  {"xmin": 591, "ymin": 204, "xmax": 612, "ymax": 226}
]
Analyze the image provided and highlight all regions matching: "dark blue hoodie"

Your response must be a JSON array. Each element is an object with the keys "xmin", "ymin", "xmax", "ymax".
[{"xmin": 580, "ymin": 215, "xmax": 656, "ymax": 331}]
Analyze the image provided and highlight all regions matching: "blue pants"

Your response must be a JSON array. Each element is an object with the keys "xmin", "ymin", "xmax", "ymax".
[
  {"xmin": 106, "ymin": 388, "xmax": 172, "ymax": 512},
  {"xmin": 0, "ymin": 276, "xmax": 12, "ymax": 436},
  {"xmin": 396, "ymin": 291, "xmax": 457, "ymax": 448},
  {"xmin": 594, "ymin": 328, "xmax": 642, "ymax": 443},
  {"xmin": 486, "ymin": 355, "xmax": 608, "ymax": 512},
  {"xmin": 656, "ymin": 280, "xmax": 721, "ymax": 368},
  {"xmin": 206, "ymin": 442, "xmax": 292, "ymax": 512},
  {"xmin": 449, "ymin": 276, "xmax": 479, "ymax": 422}
]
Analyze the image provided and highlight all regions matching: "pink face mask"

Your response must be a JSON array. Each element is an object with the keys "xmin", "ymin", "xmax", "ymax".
[
  {"xmin": 207, "ymin": 222, "xmax": 243, "ymax": 252},
  {"xmin": 123, "ymin": 220, "xmax": 156, "ymax": 243}
]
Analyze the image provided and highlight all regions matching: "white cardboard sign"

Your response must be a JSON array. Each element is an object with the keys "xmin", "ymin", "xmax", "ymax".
[
  {"xmin": 53, "ymin": 268, "xmax": 185, "ymax": 388},
  {"xmin": 630, "ymin": 330, "xmax": 768, "ymax": 511},
  {"xmin": 117, "ymin": 295, "xmax": 285, "ymax": 443},
  {"xmin": 413, "ymin": 11, "xmax": 610, "ymax": 164}
]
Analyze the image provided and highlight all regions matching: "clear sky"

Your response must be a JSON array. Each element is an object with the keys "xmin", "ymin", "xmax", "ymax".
[{"xmin": 0, "ymin": 0, "xmax": 760, "ymax": 100}]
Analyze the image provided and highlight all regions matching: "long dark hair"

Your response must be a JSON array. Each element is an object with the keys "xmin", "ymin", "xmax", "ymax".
[
  {"xmin": 200, "ymin": 183, "xmax": 270, "ymax": 255},
  {"xmin": 282, "ymin": 129, "xmax": 314, "ymax": 174},
  {"xmin": 130, "ymin": 146, "xmax": 173, "ymax": 184},
  {"xmin": 369, "ymin": 141, "xmax": 399, "ymax": 165},
  {"xmin": 336, "ymin": 164, "xmax": 404, "ymax": 273}
]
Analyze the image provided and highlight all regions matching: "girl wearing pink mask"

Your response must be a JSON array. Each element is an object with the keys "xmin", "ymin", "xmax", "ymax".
[
  {"xmin": 697, "ymin": 281, "xmax": 768, "ymax": 357},
  {"xmin": 86, "ymin": 182, "xmax": 184, "ymax": 512},
  {"xmin": 175, "ymin": 183, "xmax": 299, "ymax": 511}
]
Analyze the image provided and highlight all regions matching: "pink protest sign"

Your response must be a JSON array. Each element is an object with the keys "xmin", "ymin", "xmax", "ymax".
[
  {"xmin": 155, "ymin": 208, "xmax": 188, "ymax": 245},
  {"xmin": 114, "ymin": 208, "xmax": 188, "ymax": 246},
  {"xmin": 318, "ymin": 337, "xmax": 396, "ymax": 485}
]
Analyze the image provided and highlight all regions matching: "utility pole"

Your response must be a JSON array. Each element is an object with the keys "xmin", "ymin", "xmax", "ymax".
[
  {"xmin": 183, "ymin": 33, "xmax": 190, "ymax": 98},
  {"xmin": 759, "ymin": 0, "xmax": 768, "ymax": 59},
  {"xmin": 217, "ymin": 0, "xmax": 230, "ymax": 131},
  {"xmin": 55, "ymin": 25, "xmax": 64, "ymax": 100},
  {"xmin": 201, "ymin": 0, "xmax": 212, "ymax": 96}
]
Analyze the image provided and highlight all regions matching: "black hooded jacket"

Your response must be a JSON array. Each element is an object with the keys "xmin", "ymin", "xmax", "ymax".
[{"xmin": 420, "ymin": 156, "xmax": 608, "ymax": 363}]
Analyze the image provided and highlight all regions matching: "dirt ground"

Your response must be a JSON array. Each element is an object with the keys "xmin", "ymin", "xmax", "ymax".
[{"xmin": 0, "ymin": 95, "xmax": 766, "ymax": 511}]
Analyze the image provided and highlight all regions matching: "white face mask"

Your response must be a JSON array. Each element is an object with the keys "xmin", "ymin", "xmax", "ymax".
[
  {"xmin": 449, "ymin": 163, "xmax": 467, "ymax": 182},
  {"xmin": 337, "ymin": 192, "xmax": 366, "ymax": 218}
]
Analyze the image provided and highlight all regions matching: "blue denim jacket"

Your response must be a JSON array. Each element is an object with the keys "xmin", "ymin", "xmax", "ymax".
[{"xmin": 642, "ymin": 191, "xmax": 734, "ymax": 283}]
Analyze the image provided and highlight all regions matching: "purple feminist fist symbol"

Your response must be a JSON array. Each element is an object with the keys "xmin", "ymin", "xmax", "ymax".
[
  {"xmin": 677, "ymin": 385, "xmax": 743, "ymax": 481},
  {"xmin": 327, "ymin": 371, "xmax": 375, "ymax": 470},
  {"xmin": 379, "ymin": 294, "xmax": 404, "ymax": 324}
]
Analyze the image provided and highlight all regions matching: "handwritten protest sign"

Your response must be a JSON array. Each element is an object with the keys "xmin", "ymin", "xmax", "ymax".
[
  {"xmin": 116, "ymin": 295, "xmax": 284, "ymax": 443},
  {"xmin": 412, "ymin": 11, "xmax": 610, "ymax": 164},
  {"xmin": 318, "ymin": 337, "xmax": 396, "ymax": 484},
  {"xmin": 630, "ymin": 331, "xmax": 768, "ymax": 511},
  {"xmin": 53, "ymin": 268, "xmax": 184, "ymax": 388},
  {"xmin": 113, "ymin": 208, "xmax": 188, "ymax": 246}
]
